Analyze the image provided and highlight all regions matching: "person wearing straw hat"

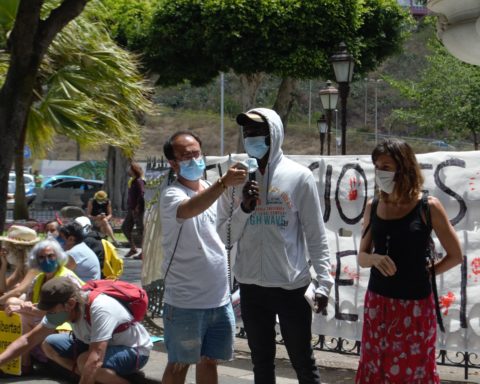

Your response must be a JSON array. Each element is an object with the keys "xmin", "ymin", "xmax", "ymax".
[
  {"xmin": 86, "ymin": 190, "xmax": 119, "ymax": 247},
  {"xmin": 0, "ymin": 225, "xmax": 41, "ymax": 306}
]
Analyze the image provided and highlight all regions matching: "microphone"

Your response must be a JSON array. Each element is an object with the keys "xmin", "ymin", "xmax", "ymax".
[{"xmin": 246, "ymin": 158, "xmax": 257, "ymax": 209}]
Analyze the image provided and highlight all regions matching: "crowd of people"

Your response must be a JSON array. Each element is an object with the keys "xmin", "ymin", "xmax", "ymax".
[
  {"xmin": 0, "ymin": 161, "xmax": 149, "ymax": 383},
  {"xmin": 0, "ymin": 109, "xmax": 464, "ymax": 383}
]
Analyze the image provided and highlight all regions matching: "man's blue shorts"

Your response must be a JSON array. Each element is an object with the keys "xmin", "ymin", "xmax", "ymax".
[
  {"xmin": 44, "ymin": 333, "xmax": 149, "ymax": 375},
  {"xmin": 163, "ymin": 302, "xmax": 235, "ymax": 364}
]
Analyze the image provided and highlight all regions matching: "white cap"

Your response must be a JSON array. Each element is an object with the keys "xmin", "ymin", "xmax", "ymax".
[{"xmin": 74, "ymin": 216, "xmax": 91, "ymax": 229}]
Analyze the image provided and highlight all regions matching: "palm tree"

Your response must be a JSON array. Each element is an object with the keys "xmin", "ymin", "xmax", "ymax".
[{"xmin": 0, "ymin": 0, "xmax": 152, "ymax": 219}]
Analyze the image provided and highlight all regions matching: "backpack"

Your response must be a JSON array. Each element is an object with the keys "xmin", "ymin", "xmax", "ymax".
[
  {"xmin": 101, "ymin": 239, "xmax": 123, "ymax": 280},
  {"xmin": 82, "ymin": 280, "xmax": 149, "ymax": 333}
]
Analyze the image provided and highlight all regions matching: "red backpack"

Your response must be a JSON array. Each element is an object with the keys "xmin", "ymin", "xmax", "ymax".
[{"xmin": 82, "ymin": 280, "xmax": 149, "ymax": 333}]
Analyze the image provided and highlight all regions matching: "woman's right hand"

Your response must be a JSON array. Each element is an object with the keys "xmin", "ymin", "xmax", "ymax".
[{"xmin": 372, "ymin": 254, "xmax": 397, "ymax": 276}]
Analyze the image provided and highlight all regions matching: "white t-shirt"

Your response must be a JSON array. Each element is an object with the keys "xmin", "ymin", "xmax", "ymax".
[
  {"xmin": 160, "ymin": 180, "xmax": 230, "ymax": 309},
  {"xmin": 67, "ymin": 242, "xmax": 101, "ymax": 282},
  {"xmin": 42, "ymin": 293, "xmax": 152, "ymax": 356}
]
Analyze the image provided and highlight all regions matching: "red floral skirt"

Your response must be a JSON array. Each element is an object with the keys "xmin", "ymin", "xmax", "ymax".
[{"xmin": 355, "ymin": 290, "xmax": 440, "ymax": 384}]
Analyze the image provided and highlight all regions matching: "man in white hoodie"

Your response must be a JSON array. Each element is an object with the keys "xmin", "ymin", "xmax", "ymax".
[{"xmin": 217, "ymin": 108, "xmax": 333, "ymax": 384}]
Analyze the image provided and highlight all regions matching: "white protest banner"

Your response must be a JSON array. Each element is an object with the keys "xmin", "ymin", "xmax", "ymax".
[{"xmin": 144, "ymin": 150, "xmax": 480, "ymax": 354}]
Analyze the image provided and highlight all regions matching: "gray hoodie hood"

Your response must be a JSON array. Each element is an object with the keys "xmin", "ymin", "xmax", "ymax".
[{"xmin": 245, "ymin": 107, "xmax": 284, "ymax": 167}]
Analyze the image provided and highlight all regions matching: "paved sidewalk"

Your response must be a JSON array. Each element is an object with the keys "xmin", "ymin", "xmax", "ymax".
[{"xmin": 3, "ymin": 249, "xmax": 479, "ymax": 383}]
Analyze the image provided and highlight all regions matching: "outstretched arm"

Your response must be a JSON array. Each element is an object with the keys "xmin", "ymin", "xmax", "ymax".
[
  {"xmin": 0, "ymin": 322, "xmax": 54, "ymax": 367},
  {"xmin": 176, "ymin": 165, "xmax": 246, "ymax": 219}
]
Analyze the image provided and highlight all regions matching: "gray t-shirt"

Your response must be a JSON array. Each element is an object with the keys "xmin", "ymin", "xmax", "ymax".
[
  {"xmin": 67, "ymin": 242, "xmax": 101, "ymax": 282},
  {"xmin": 42, "ymin": 293, "xmax": 152, "ymax": 356}
]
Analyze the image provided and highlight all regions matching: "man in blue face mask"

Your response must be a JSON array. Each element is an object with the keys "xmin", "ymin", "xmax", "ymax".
[
  {"xmin": 159, "ymin": 131, "xmax": 248, "ymax": 384},
  {"xmin": 217, "ymin": 108, "xmax": 334, "ymax": 384}
]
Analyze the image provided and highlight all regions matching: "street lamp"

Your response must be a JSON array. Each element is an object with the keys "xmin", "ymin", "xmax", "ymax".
[
  {"xmin": 330, "ymin": 42, "xmax": 355, "ymax": 155},
  {"xmin": 317, "ymin": 115, "xmax": 327, "ymax": 155},
  {"xmin": 319, "ymin": 80, "xmax": 339, "ymax": 155}
]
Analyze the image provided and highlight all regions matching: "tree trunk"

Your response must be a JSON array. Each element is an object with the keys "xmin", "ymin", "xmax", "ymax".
[
  {"xmin": 14, "ymin": 125, "xmax": 29, "ymax": 220},
  {"xmin": 0, "ymin": 0, "xmax": 88, "ymax": 233},
  {"xmin": 106, "ymin": 146, "xmax": 130, "ymax": 214},
  {"xmin": 236, "ymin": 73, "xmax": 265, "ymax": 152},
  {"xmin": 473, "ymin": 130, "xmax": 478, "ymax": 150},
  {"xmin": 272, "ymin": 77, "xmax": 298, "ymax": 133}
]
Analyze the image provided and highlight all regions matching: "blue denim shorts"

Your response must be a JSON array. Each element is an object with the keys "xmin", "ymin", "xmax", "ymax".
[
  {"xmin": 163, "ymin": 302, "xmax": 235, "ymax": 364},
  {"xmin": 44, "ymin": 333, "xmax": 149, "ymax": 375}
]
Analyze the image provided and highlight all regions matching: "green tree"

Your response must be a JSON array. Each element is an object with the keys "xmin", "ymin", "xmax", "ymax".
[
  {"xmin": 145, "ymin": 0, "xmax": 409, "ymax": 134},
  {"xmin": 0, "ymin": 1, "xmax": 152, "ymax": 222},
  {"xmin": 100, "ymin": 0, "xmax": 154, "ymax": 52},
  {"xmin": 387, "ymin": 39, "xmax": 480, "ymax": 149},
  {"xmin": 0, "ymin": 0, "xmax": 90, "ymax": 230}
]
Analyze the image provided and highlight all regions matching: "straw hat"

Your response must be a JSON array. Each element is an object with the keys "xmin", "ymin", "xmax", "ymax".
[
  {"xmin": 0, "ymin": 225, "xmax": 40, "ymax": 245},
  {"xmin": 94, "ymin": 190, "xmax": 108, "ymax": 202}
]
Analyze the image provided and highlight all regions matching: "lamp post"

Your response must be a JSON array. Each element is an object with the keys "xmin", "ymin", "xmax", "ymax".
[
  {"xmin": 319, "ymin": 80, "xmax": 339, "ymax": 155},
  {"xmin": 317, "ymin": 115, "xmax": 327, "ymax": 155},
  {"xmin": 330, "ymin": 42, "xmax": 355, "ymax": 155}
]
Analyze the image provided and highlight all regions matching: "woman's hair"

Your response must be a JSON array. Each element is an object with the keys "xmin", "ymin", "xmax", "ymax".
[
  {"xmin": 4, "ymin": 243, "xmax": 33, "ymax": 268},
  {"xmin": 29, "ymin": 239, "xmax": 68, "ymax": 270},
  {"xmin": 129, "ymin": 162, "xmax": 144, "ymax": 178},
  {"xmin": 372, "ymin": 138, "xmax": 424, "ymax": 202}
]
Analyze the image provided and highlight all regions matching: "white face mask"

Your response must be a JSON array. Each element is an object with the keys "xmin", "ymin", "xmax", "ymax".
[{"xmin": 375, "ymin": 169, "xmax": 396, "ymax": 194}]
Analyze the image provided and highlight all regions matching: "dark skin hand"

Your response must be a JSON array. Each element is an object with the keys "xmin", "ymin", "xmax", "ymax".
[
  {"xmin": 314, "ymin": 293, "xmax": 329, "ymax": 314},
  {"xmin": 242, "ymin": 180, "xmax": 260, "ymax": 212}
]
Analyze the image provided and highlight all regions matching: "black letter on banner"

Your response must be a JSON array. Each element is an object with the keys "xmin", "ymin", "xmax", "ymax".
[
  {"xmin": 335, "ymin": 250, "xmax": 358, "ymax": 321},
  {"xmin": 419, "ymin": 163, "xmax": 433, "ymax": 170},
  {"xmin": 434, "ymin": 158, "xmax": 466, "ymax": 226},
  {"xmin": 460, "ymin": 254, "xmax": 467, "ymax": 329},
  {"xmin": 308, "ymin": 161, "xmax": 319, "ymax": 171},
  {"xmin": 335, "ymin": 163, "xmax": 367, "ymax": 225},
  {"xmin": 323, "ymin": 165, "xmax": 333, "ymax": 223}
]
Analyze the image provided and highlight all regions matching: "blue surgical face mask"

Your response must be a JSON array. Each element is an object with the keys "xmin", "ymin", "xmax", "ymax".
[
  {"xmin": 46, "ymin": 310, "xmax": 69, "ymax": 326},
  {"xmin": 39, "ymin": 258, "xmax": 58, "ymax": 273},
  {"xmin": 244, "ymin": 136, "xmax": 270, "ymax": 159},
  {"xmin": 55, "ymin": 236, "xmax": 66, "ymax": 248},
  {"xmin": 178, "ymin": 157, "xmax": 206, "ymax": 181}
]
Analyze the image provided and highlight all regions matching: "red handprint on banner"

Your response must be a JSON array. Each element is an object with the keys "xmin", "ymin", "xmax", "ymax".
[
  {"xmin": 439, "ymin": 291, "xmax": 456, "ymax": 316},
  {"xmin": 348, "ymin": 176, "xmax": 360, "ymax": 201}
]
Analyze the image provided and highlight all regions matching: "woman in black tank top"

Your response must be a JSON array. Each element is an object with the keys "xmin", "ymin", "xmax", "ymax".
[
  {"xmin": 355, "ymin": 139, "xmax": 463, "ymax": 384},
  {"xmin": 86, "ymin": 190, "xmax": 119, "ymax": 246}
]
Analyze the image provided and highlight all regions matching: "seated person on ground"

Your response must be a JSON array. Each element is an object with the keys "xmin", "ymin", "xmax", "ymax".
[
  {"xmin": 74, "ymin": 216, "xmax": 107, "ymax": 277},
  {"xmin": 86, "ymin": 190, "xmax": 120, "ymax": 246},
  {"xmin": 58, "ymin": 222, "xmax": 101, "ymax": 282},
  {"xmin": 0, "ymin": 276, "xmax": 152, "ymax": 383},
  {"xmin": 4, "ymin": 239, "xmax": 83, "ymax": 374},
  {"xmin": 0, "ymin": 226, "xmax": 40, "ymax": 306}
]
